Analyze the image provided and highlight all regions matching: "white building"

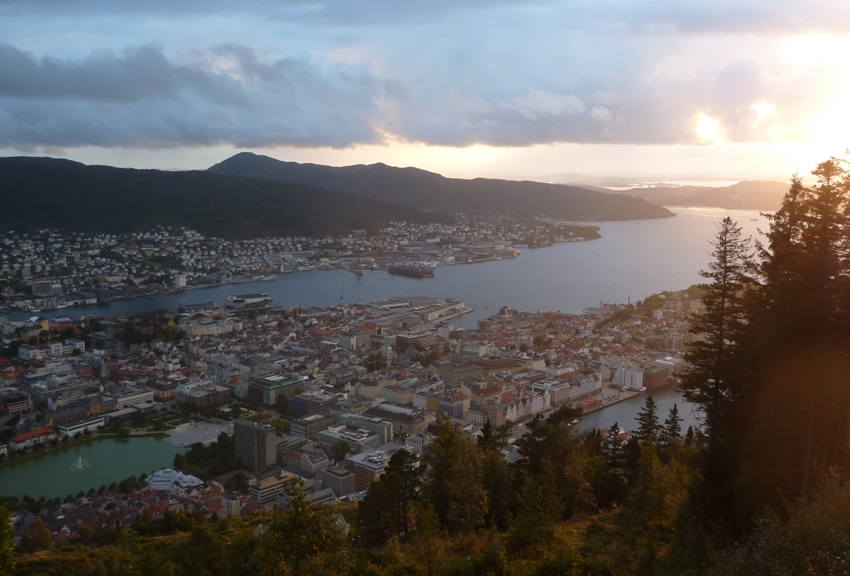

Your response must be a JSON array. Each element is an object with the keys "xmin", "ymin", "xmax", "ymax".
[{"xmin": 147, "ymin": 468, "xmax": 204, "ymax": 493}]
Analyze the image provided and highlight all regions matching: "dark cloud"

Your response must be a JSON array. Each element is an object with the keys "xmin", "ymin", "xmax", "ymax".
[{"xmin": 0, "ymin": 43, "xmax": 385, "ymax": 148}]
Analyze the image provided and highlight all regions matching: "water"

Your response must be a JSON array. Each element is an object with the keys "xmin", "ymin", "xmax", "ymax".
[
  {"xmin": 2, "ymin": 207, "xmax": 770, "ymax": 324},
  {"xmin": 0, "ymin": 436, "xmax": 185, "ymax": 500},
  {"xmin": 578, "ymin": 385, "xmax": 701, "ymax": 433}
]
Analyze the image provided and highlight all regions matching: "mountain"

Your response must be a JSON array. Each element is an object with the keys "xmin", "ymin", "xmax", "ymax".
[
  {"xmin": 0, "ymin": 157, "xmax": 452, "ymax": 239},
  {"xmin": 613, "ymin": 180, "xmax": 789, "ymax": 211},
  {"xmin": 208, "ymin": 152, "xmax": 674, "ymax": 221}
]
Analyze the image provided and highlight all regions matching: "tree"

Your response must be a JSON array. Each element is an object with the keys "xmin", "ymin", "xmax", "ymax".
[
  {"xmin": 173, "ymin": 452, "xmax": 186, "ymax": 470},
  {"xmin": 477, "ymin": 420, "xmax": 511, "ymax": 452},
  {"xmin": 740, "ymin": 160, "xmax": 850, "ymax": 506},
  {"xmin": 275, "ymin": 393, "xmax": 289, "ymax": 415},
  {"xmin": 410, "ymin": 503, "xmax": 446, "ymax": 576},
  {"xmin": 254, "ymin": 478, "xmax": 341, "ymax": 572},
  {"xmin": 427, "ymin": 417, "xmax": 488, "ymax": 533},
  {"xmin": 0, "ymin": 505, "xmax": 15, "ymax": 574},
  {"xmin": 681, "ymin": 216, "xmax": 756, "ymax": 526},
  {"xmin": 118, "ymin": 475, "xmax": 137, "ymax": 494},
  {"xmin": 631, "ymin": 443, "xmax": 691, "ymax": 529},
  {"xmin": 662, "ymin": 403, "xmax": 683, "ymax": 446},
  {"xmin": 332, "ymin": 440, "xmax": 351, "ymax": 463},
  {"xmin": 635, "ymin": 396, "xmax": 661, "ymax": 445},
  {"xmin": 682, "ymin": 216, "xmax": 755, "ymax": 449},
  {"xmin": 20, "ymin": 519, "xmax": 52, "ymax": 552}
]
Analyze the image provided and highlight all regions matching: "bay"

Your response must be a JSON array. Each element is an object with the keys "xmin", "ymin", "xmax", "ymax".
[{"xmin": 3, "ymin": 207, "xmax": 769, "ymax": 323}]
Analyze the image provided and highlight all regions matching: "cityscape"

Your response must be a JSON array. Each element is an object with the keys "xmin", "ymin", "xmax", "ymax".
[
  {"xmin": 2, "ymin": 0, "xmax": 849, "ymax": 574},
  {"xmin": 1, "ymin": 282, "xmax": 697, "ymax": 538}
]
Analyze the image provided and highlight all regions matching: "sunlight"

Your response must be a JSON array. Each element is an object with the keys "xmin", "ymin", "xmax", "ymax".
[
  {"xmin": 695, "ymin": 114, "xmax": 722, "ymax": 143},
  {"xmin": 784, "ymin": 35, "xmax": 850, "ymax": 155}
]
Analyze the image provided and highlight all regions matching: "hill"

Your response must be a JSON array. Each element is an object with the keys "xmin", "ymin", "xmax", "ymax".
[
  {"xmin": 613, "ymin": 180, "xmax": 788, "ymax": 211},
  {"xmin": 208, "ymin": 152, "xmax": 675, "ymax": 221},
  {"xmin": 0, "ymin": 157, "xmax": 451, "ymax": 239}
]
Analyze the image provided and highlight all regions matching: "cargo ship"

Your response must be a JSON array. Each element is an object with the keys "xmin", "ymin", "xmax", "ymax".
[{"xmin": 387, "ymin": 265, "xmax": 435, "ymax": 278}]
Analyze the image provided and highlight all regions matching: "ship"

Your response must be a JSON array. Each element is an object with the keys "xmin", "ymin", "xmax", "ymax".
[{"xmin": 387, "ymin": 265, "xmax": 435, "ymax": 279}]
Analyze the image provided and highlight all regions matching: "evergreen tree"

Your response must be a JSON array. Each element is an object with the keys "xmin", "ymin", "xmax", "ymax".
[
  {"xmin": 681, "ymin": 216, "xmax": 756, "ymax": 528},
  {"xmin": 635, "ymin": 396, "xmax": 661, "ymax": 444},
  {"xmin": 663, "ymin": 403, "xmax": 683, "ymax": 445},
  {"xmin": 741, "ymin": 160, "xmax": 850, "ymax": 506}
]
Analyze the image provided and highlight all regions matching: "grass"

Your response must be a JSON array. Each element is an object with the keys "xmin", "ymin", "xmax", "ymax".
[
  {"xmin": 270, "ymin": 419, "xmax": 290, "ymax": 434},
  {"xmin": 247, "ymin": 412, "xmax": 272, "ymax": 422}
]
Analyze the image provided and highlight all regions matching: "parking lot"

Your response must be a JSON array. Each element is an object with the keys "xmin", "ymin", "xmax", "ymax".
[{"xmin": 164, "ymin": 421, "xmax": 234, "ymax": 448}]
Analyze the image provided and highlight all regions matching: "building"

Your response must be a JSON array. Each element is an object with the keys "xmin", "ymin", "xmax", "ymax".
[
  {"xmin": 348, "ymin": 450, "xmax": 390, "ymax": 492},
  {"xmin": 147, "ymin": 468, "xmax": 204, "ymax": 493},
  {"xmin": 339, "ymin": 414, "xmax": 393, "ymax": 443},
  {"xmin": 9, "ymin": 427, "xmax": 56, "ymax": 451},
  {"xmin": 654, "ymin": 356, "xmax": 686, "ymax": 376},
  {"xmin": 248, "ymin": 375, "xmax": 304, "ymax": 407},
  {"xmin": 320, "ymin": 466, "xmax": 356, "ymax": 497},
  {"xmin": 233, "ymin": 419, "xmax": 278, "ymax": 473},
  {"xmin": 58, "ymin": 415, "xmax": 106, "ymax": 437},
  {"xmin": 643, "ymin": 366, "xmax": 669, "ymax": 389},
  {"xmin": 249, "ymin": 473, "xmax": 292, "ymax": 505},
  {"xmin": 461, "ymin": 341, "xmax": 494, "ymax": 358},
  {"xmin": 279, "ymin": 446, "xmax": 330, "ymax": 476},
  {"xmin": 441, "ymin": 363, "xmax": 484, "ymax": 386},
  {"xmin": 614, "ymin": 365, "xmax": 644, "ymax": 390},
  {"xmin": 109, "ymin": 385, "xmax": 155, "ymax": 409},
  {"xmin": 144, "ymin": 380, "xmax": 179, "ymax": 402},
  {"xmin": 0, "ymin": 391, "xmax": 32, "ymax": 416},
  {"xmin": 532, "ymin": 381, "xmax": 571, "ymax": 405},
  {"xmin": 364, "ymin": 403, "xmax": 432, "ymax": 436},
  {"xmin": 396, "ymin": 331, "xmax": 437, "ymax": 349},
  {"xmin": 225, "ymin": 292, "xmax": 273, "ymax": 310},
  {"xmin": 176, "ymin": 379, "xmax": 231, "ymax": 407},
  {"xmin": 317, "ymin": 425, "xmax": 384, "ymax": 455},
  {"xmin": 404, "ymin": 431, "xmax": 435, "ymax": 455},
  {"xmin": 289, "ymin": 413, "xmax": 338, "ymax": 440},
  {"xmin": 289, "ymin": 390, "xmax": 338, "ymax": 416}
]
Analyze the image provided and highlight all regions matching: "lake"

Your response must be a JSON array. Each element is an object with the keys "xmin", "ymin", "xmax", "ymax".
[{"xmin": 0, "ymin": 436, "xmax": 184, "ymax": 500}]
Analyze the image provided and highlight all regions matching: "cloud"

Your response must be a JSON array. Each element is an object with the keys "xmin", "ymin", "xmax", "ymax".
[
  {"xmin": 0, "ymin": 0, "xmax": 846, "ymax": 151},
  {"xmin": 507, "ymin": 88, "xmax": 584, "ymax": 119},
  {"xmin": 0, "ymin": 43, "xmax": 385, "ymax": 148},
  {"xmin": 591, "ymin": 106, "xmax": 612, "ymax": 121}
]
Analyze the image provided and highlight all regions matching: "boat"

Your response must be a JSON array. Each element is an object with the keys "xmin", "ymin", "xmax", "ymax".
[{"xmin": 387, "ymin": 265, "xmax": 435, "ymax": 279}]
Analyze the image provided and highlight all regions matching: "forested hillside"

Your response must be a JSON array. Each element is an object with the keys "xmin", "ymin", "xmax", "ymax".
[
  {"xmin": 208, "ymin": 152, "xmax": 675, "ymax": 221},
  {"xmin": 0, "ymin": 157, "xmax": 451, "ymax": 239}
]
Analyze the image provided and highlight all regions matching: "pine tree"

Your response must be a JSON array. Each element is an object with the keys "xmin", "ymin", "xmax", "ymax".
[
  {"xmin": 682, "ymin": 216, "xmax": 756, "ymax": 452},
  {"xmin": 742, "ymin": 159, "xmax": 850, "ymax": 504},
  {"xmin": 663, "ymin": 403, "xmax": 683, "ymax": 445},
  {"xmin": 635, "ymin": 396, "xmax": 661, "ymax": 444}
]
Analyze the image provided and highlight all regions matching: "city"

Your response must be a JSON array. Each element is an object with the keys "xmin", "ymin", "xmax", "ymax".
[{"xmin": 0, "ymin": 286, "xmax": 695, "ymax": 544}]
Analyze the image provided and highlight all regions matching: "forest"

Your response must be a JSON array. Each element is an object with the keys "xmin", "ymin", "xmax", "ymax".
[{"xmin": 3, "ymin": 156, "xmax": 850, "ymax": 575}]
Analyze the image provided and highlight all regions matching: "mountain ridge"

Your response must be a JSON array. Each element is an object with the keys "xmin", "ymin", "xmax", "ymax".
[
  {"xmin": 0, "ymin": 156, "xmax": 452, "ymax": 239},
  {"xmin": 208, "ymin": 152, "xmax": 675, "ymax": 221}
]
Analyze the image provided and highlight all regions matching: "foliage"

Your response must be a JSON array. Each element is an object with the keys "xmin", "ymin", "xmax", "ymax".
[{"xmin": 0, "ymin": 505, "xmax": 16, "ymax": 574}]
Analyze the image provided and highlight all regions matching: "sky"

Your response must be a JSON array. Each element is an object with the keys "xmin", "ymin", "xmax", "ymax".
[{"xmin": 1, "ymin": 0, "xmax": 848, "ymax": 181}]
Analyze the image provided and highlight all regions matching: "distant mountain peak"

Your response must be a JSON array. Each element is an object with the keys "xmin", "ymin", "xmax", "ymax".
[{"xmin": 208, "ymin": 153, "xmax": 673, "ymax": 221}]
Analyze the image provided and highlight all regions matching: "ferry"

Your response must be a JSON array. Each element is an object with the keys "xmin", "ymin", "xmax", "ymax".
[{"xmin": 387, "ymin": 265, "xmax": 435, "ymax": 279}]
